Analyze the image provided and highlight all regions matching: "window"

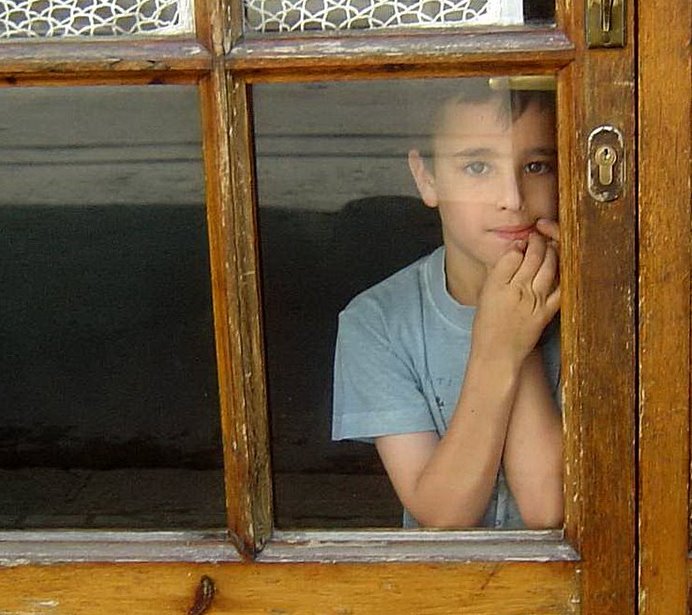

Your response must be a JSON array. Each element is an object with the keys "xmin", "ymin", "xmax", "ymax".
[{"xmin": 0, "ymin": 85, "xmax": 225, "ymax": 530}]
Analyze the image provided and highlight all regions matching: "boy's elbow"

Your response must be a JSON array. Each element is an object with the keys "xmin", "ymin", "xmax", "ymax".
[
  {"xmin": 519, "ymin": 502, "xmax": 564, "ymax": 530},
  {"xmin": 522, "ymin": 513, "xmax": 563, "ymax": 530},
  {"xmin": 408, "ymin": 506, "xmax": 485, "ymax": 529}
]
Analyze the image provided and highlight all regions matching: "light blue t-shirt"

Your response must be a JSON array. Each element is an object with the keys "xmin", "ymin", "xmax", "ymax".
[{"xmin": 332, "ymin": 246, "xmax": 560, "ymax": 528}]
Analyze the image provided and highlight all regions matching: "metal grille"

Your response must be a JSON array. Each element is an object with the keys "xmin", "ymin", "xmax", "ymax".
[
  {"xmin": 0, "ymin": 0, "xmax": 194, "ymax": 38},
  {"xmin": 245, "ymin": 0, "xmax": 523, "ymax": 32}
]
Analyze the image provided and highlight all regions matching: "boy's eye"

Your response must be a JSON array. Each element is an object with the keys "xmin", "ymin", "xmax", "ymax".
[
  {"xmin": 463, "ymin": 161, "xmax": 490, "ymax": 176},
  {"xmin": 524, "ymin": 160, "xmax": 554, "ymax": 175}
]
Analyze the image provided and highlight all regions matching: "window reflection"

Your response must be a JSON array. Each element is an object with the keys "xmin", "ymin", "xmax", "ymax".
[
  {"xmin": 0, "ymin": 86, "xmax": 225, "ymax": 529},
  {"xmin": 255, "ymin": 78, "xmax": 561, "ymax": 530}
]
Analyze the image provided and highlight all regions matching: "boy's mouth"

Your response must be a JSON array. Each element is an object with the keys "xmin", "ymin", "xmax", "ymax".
[{"xmin": 490, "ymin": 224, "xmax": 535, "ymax": 241}]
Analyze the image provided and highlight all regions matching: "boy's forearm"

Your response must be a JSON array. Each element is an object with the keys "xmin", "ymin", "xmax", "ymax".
[
  {"xmin": 502, "ymin": 351, "xmax": 563, "ymax": 528},
  {"xmin": 406, "ymin": 349, "xmax": 522, "ymax": 528}
]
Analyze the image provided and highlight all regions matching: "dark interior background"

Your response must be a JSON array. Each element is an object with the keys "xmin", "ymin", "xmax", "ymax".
[
  {"xmin": 1, "ymin": 86, "xmax": 227, "ymax": 529},
  {"xmin": 259, "ymin": 196, "xmax": 441, "ymax": 527},
  {"xmin": 1, "ymin": 204, "xmax": 221, "ymax": 470}
]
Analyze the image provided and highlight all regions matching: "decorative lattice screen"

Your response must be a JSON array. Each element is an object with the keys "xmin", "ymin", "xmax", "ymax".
[
  {"xmin": 0, "ymin": 0, "xmax": 194, "ymax": 38},
  {"xmin": 245, "ymin": 0, "xmax": 524, "ymax": 32}
]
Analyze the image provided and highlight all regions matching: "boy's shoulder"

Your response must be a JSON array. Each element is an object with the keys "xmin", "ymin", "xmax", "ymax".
[{"xmin": 340, "ymin": 246, "xmax": 443, "ymax": 323}]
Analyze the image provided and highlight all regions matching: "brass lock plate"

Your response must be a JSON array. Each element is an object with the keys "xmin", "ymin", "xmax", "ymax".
[
  {"xmin": 587, "ymin": 0, "xmax": 625, "ymax": 48},
  {"xmin": 588, "ymin": 126, "xmax": 625, "ymax": 202}
]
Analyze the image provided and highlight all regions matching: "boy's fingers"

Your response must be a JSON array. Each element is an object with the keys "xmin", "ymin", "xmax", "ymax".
[
  {"xmin": 545, "ymin": 283, "xmax": 561, "ymax": 316},
  {"xmin": 510, "ymin": 233, "xmax": 546, "ymax": 285},
  {"xmin": 536, "ymin": 219, "xmax": 560, "ymax": 244},
  {"xmin": 492, "ymin": 241, "xmax": 526, "ymax": 284},
  {"xmin": 532, "ymin": 243, "xmax": 559, "ymax": 296},
  {"xmin": 536, "ymin": 220, "xmax": 560, "ymax": 261}
]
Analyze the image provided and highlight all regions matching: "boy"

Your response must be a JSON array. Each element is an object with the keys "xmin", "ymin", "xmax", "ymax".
[{"xmin": 332, "ymin": 79, "xmax": 562, "ymax": 529}]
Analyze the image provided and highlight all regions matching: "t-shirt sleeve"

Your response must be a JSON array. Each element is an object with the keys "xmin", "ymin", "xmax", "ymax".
[{"xmin": 331, "ymin": 298, "xmax": 436, "ymax": 443}]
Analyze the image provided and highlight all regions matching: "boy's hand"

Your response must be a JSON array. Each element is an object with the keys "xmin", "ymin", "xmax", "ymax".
[
  {"xmin": 536, "ymin": 218, "xmax": 560, "ymax": 288},
  {"xmin": 473, "ymin": 232, "xmax": 560, "ymax": 364},
  {"xmin": 536, "ymin": 218, "xmax": 560, "ymax": 250}
]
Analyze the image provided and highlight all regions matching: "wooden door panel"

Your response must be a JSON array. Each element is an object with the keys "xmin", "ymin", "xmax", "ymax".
[
  {"xmin": 638, "ymin": 0, "xmax": 692, "ymax": 612},
  {"xmin": 0, "ymin": 562, "xmax": 578, "ymax": 614}
]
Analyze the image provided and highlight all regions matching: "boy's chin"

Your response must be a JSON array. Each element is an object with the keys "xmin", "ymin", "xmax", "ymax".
[{"xmin": 482, "ymin": 250, "xmax": 516, "ymax": 271}]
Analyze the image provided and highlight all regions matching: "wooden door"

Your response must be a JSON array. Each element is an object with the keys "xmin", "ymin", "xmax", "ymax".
[
  {"xmin": 0, "ymin": 0, "xmax": 685, "ymax": 612},
  {"xmin": 637, "ymin": 0, "xmax": 691, "ymax": 613}
]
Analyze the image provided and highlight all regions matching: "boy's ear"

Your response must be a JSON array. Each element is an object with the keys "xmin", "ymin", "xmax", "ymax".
[{"xmin": 408, "ymin": 149, "xmax": 439, "ymax": 209}]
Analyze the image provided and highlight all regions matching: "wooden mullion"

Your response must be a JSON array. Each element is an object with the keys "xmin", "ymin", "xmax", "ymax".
[
  {"xmin": 557, "ymin": 61, "xmax": 582, "ymax": 554},
  {"xmin": 227, "ymin": 27, "xmax": 575, "ymax": 79},
  {"xmin": 228, "ymin": 0, "xmax": 245, "ymax": 48},
  {"xmin": 197, "ymin": 0, "xmax": 271, "ymax": 560},
  {"xmin": 200, "ymin": 66, "xmax": 251, "ymax": 557},
  {"xmin": 562, "ymin": 0, "xmax": 637, "ymax": 612},
  {"xmin": 202, "ymin": 66, "xmax": 271, "ymax": 558},
  {"xmin": 222, "ymin": 73, "xmax": 273, "ymax": 557},
  {"xmin": 638, "ymin": 0, "xmax": 692, "ymax": 611},
  {"xmin": 556, "ymin": 0, "xmax": 582, "ymax": 554},
  {"xmin": 0, "ymin": 38, "xmax": 210, "ymax": 83},
  {"xmin": 554, "ymin": 0, "xmax": 569, "ymax": 32},
  {"xmin": 232, "ymin": 63, "xmax": 567, "ymax": 85}
]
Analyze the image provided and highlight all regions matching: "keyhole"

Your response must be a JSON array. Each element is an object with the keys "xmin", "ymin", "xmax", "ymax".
[{"xmin": 595, "ymin": 145, "xmax": 617, "ymax": 186}]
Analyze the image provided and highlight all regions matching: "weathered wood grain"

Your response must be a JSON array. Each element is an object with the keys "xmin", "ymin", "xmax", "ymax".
[
  {"xmin": 224, "ymin": 75, "xmax": 274, "ymax": 556},
  {"xmin": 638, "ymin": 0, "xmax": 692, "ymax": 612},
  {"xmin": 558, "ymin": 1, "xmax": 637, "ymax": 613},
  {"xmin": 196, "ymin": 0, "xmax": 272, "ymax": 560},
  {"xmin": 0, "ymin": 529, "xmax": 575, "ymax": 563},
  {"xmin": 556, "ymin": 61, "xmax": 581, "ymax": 551},
  {"xmin": 0, "ymin": 560, "xmax": 579, "ymax": 614},
  {"xmin": 0, "ymin": 39, "xmax": 210, "ymax": 84},
  {"xmin": 229, "ymin": 29, "xmax": 574, "ymax": 82},
  {"xmin": 201, "ymin": 68, "xmax": 275, "ymax": 559}
]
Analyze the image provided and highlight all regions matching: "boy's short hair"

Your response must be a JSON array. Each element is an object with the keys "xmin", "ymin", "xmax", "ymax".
[{"xmin": 412, "ymin": 77, "xmax": 556, "ymax": 161}]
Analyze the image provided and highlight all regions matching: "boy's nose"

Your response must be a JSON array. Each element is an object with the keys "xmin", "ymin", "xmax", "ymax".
[{"xmin": 497, "ymin": 171, "xmax": 523, "ymax": 211}]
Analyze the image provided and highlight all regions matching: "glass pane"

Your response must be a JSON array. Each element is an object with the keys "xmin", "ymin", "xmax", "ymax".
[
  {"xmin": 245, "ymin": 0, "xmax": 553, "ymax": 33},
  {"xmin": 254, "ymin": 77, "xmax": 562, "ymax": 530},
  {"xmin": 0, "ymin": 0, "xmax": 194, "ymax": 39},
  {"xmin": 0, "ymin": 86, "xmax": 225, "ymax": 529}
]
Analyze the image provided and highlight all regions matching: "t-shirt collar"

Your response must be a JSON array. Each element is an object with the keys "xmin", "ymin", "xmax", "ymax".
[{"xmin": 425, "ymin": 246, "xmax": 475, "ymax": 332}]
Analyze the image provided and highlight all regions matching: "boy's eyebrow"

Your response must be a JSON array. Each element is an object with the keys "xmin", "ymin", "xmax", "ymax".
[
  {"xmin": 528, "ymin": 146, "xmax": 558, "ymax": 157},
  {"xmin": 451, "ymin": 146, "xmax": 557, "ymax": 158},
  {"xmin": 452, "ymin": 147, "xmax": 498, "ymax": 158}
]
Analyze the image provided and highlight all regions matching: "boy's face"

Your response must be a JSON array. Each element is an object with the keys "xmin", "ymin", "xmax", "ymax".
[{"xmin": 409, "ymin": 96, "xmax": 558, "ymax": 272}]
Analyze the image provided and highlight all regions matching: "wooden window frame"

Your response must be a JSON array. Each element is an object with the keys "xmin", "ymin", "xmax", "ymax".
[
  {"xmin": 0, "ymin": 1, "xmax": 648, "ymax": 613},
  {"xmin": 224, "ymin": 29, "xmax": 577, "ymax": 559},
  {"xmin": 220, "ymin": 5, "xmax": 637, "ymax": 605}
]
